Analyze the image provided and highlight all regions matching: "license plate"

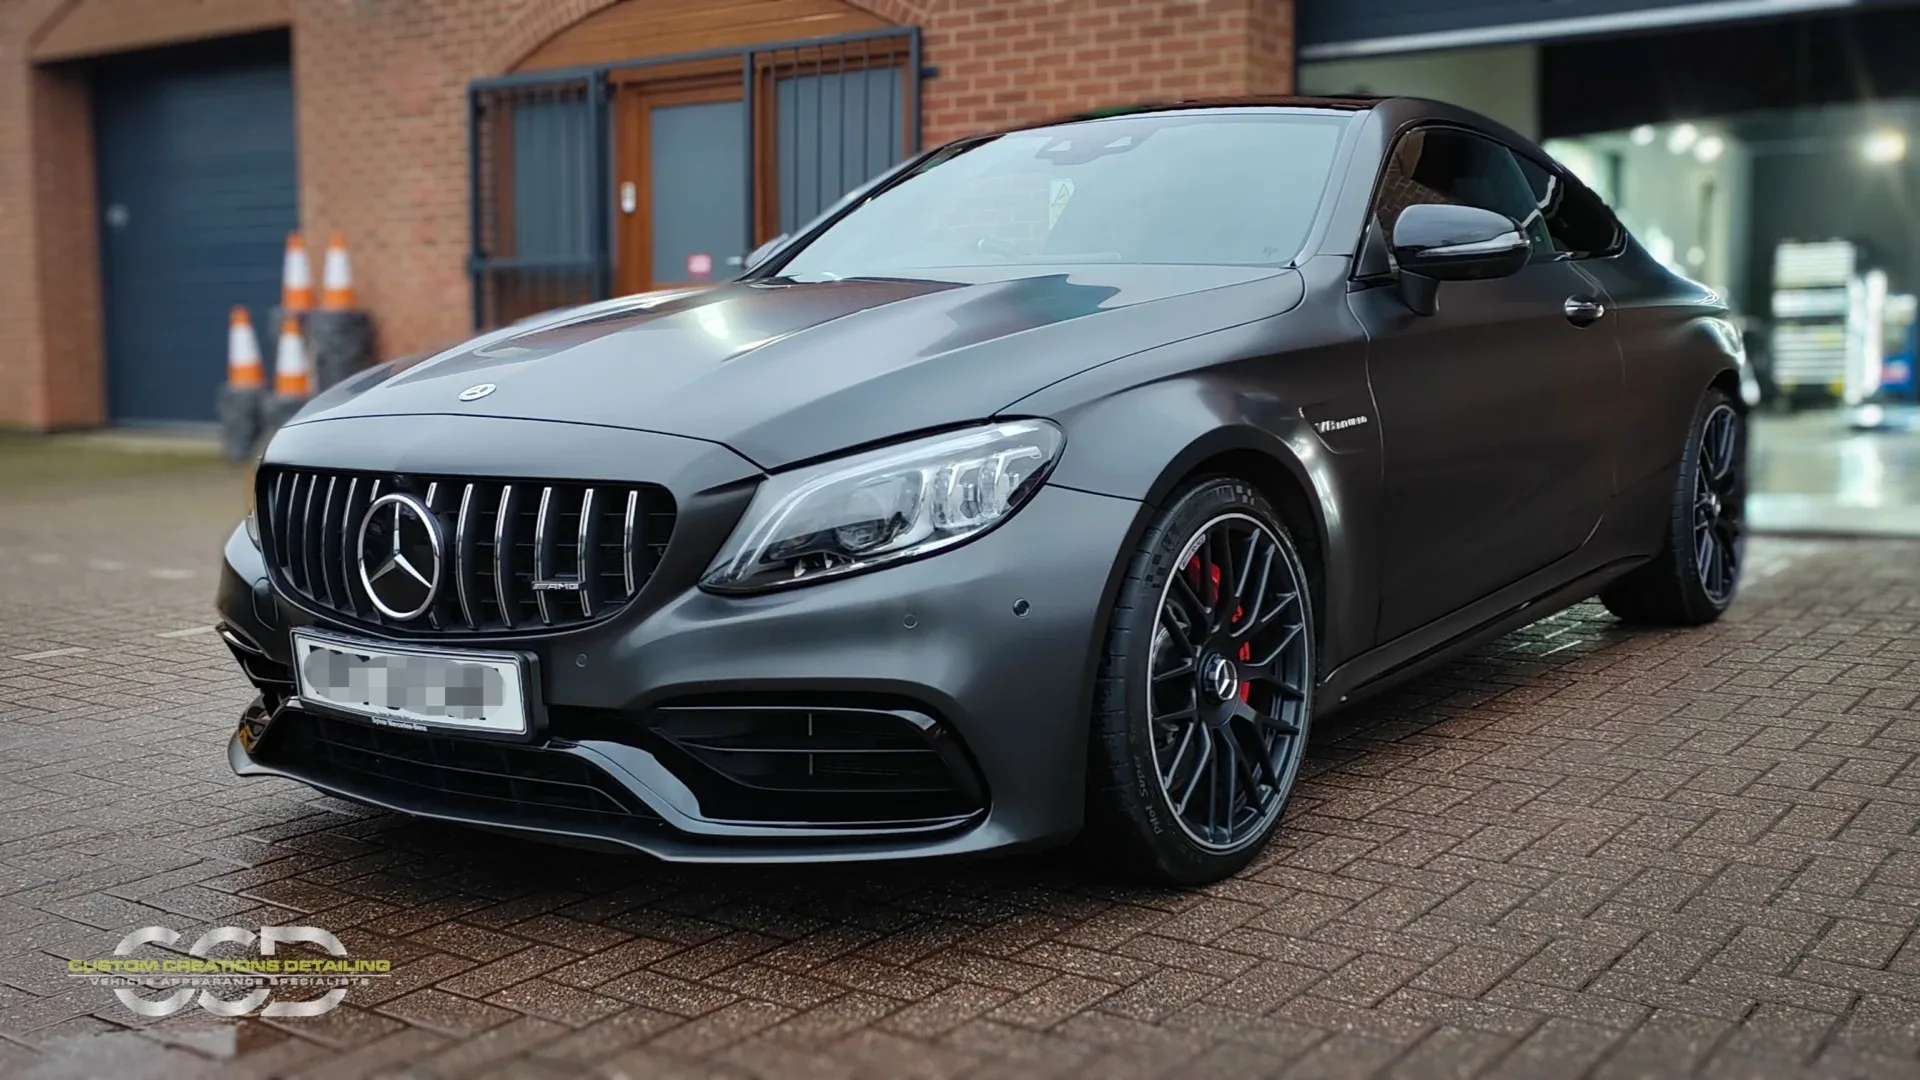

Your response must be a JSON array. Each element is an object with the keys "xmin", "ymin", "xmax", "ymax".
[{"xmin": 291, "ymin": 630, "xmax": 530, "ymax": 737}]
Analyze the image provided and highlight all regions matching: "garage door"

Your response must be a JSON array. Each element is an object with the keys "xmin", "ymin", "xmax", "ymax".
[
  {"xmin": 1297, "ymin": 0, "xmax": 1864, "ymax": 58},
  {"xmin": 93, "ymin": 35, "xmax": 296, "ymax": 424}
]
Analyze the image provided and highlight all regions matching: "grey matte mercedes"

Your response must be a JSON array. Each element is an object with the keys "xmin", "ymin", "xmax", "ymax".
[{"xmin": 216, "ymin": 96, "xmax": 1752, "ymax": 884}]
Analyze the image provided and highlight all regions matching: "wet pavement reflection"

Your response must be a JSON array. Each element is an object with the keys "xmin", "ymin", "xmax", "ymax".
[{"xmin": 1749, "ymin": 404, "xmax": 1920, "ymax": 536}]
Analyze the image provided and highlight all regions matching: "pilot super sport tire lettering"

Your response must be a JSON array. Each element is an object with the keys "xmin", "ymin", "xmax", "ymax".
[
  {"xmin": 1087, "ymin": 479, "xmax": 1315, "ymax": 885},
  {"xmin": 1601, "ymin": 386, "xmax": 1746, "ymax": 626}
]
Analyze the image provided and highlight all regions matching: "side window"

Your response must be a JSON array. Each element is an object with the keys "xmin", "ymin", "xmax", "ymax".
[
  {"xmin": 1515, "ymin": 156, "xmax": 1622, "ymax": 258},
  {"xmin": 1372, "ymin": 128, "xmax": 1552, "ymax": 256}
]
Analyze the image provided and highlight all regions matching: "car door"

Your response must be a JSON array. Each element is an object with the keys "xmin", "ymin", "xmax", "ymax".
[{"xmin": 1351, "ymin": 126, "xmax": 1620, "ymax": 644}]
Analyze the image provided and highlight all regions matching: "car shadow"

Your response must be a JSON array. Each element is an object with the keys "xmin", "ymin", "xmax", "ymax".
[{"xmin": 288, "ymin": 601, "xmax": 1663, "ymax": 970}]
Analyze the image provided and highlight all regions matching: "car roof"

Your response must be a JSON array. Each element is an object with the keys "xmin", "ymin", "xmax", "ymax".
[
  {"xmin": 1001, "ymin": 95, "xmax": 1544, "ymax": 161},
  {"xmin": 1014, "ymin": 95, "xmax": 1384, "ymax": 132}
]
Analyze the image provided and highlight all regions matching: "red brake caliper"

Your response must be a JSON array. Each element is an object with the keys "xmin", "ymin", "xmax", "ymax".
[{"xmin": 1192, "ymin": 559, "xmax": 1253, "ymax": 702}]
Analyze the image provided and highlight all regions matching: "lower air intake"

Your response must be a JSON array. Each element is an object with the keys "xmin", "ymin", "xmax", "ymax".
[{"xmin": 554, "ymin": 701, "xmax": 987, "ymax": 829}]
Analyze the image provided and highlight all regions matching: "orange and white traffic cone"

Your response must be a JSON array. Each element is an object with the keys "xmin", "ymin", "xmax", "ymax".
[
  {"xmin": 227, "ymin": 306, "xmax": 264, "ymax": 390},
  {"xmin": 273, "ymin": 316, "xmax": 311, "ymax": 398},
  {"xmin": 218, "ymin": 306, "xmax": 267, "ymax": 460},
  {"xmin": 320, "ymin": 232, "xmax": 355, "ymax": 310},
  {"xmin": 281, "ymin": 233, "xmax": 314, "ymax": 312}
]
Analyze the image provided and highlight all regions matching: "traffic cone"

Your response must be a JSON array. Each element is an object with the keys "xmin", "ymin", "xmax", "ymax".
[
  {"xmin": 320, "ymin": 232, "xmax": 355, "ymax": 310},
  {"xmin": 281, "ymin": 233, "xmax": 314, "ymax": 312},
  {"xmin": 273, "ymin": 316, "xmax": 311, "ymax": 398},
  {"xmin": 227, "ymin": 306, "xmax": 264, "ymax": 390},
  {"xmin": 217, "ymin": 306, "xmax": 267, "ymax": 461}
]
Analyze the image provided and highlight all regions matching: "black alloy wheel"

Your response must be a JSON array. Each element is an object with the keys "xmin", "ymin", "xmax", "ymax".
[
  {"xmin": 1601, "ymin": 387, "xmax": 1746, "ymax": 626},
  {"xmin": 1148, "ymin": 513, "xmax": 1312, "ymax": 851},
  {"xmin": 1087, "ymin": 479, "xmax": 1316, "ymax": 885},
  {"xmin": 1693, "ymin": 403, "xmax": 1742, "ymax": 606}
]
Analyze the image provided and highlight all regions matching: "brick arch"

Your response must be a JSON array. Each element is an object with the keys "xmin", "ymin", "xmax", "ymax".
[{"xmin": 485, "ymin": 0, "xmax": 929, "ymax": 75}]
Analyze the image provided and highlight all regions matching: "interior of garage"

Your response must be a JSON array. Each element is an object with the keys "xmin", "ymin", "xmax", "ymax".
[{"xmin": 1299, "ymin": 1, "xmax": 1920, "ymax": 537}]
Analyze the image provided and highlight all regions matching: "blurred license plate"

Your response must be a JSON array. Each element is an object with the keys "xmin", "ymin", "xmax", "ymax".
[{"xmin": 291, "ymin": 630, "xmax": 529, "ymax": 736}]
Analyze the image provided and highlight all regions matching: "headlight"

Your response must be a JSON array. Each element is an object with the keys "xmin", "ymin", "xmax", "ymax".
[{"xmin": 702, "ymin": 420, "xmax": 1065, "ymax": 593}]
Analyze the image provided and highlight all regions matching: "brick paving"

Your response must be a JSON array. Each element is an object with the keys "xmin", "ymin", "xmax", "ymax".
[{"xmin": 2, "ymin": 457, "xmax": 1919, "ymax": 1079}]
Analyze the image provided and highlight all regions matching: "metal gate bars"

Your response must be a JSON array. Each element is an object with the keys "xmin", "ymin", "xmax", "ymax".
[{"xmin": 468, "ymin": 28, "xmax": 922, "ymax": 331}]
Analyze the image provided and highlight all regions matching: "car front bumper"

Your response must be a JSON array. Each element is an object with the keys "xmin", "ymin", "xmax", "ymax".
[{"xmin": 218, "ymin": 420, "xmax": 1141, "ymax": 862}]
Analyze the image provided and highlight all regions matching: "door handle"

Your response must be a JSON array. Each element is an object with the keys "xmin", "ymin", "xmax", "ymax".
[{"xmin": 1564, "ymin": 296, "xmax": 1606, "ymax": 327}]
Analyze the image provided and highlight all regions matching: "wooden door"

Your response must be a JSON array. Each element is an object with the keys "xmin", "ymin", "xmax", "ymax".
[{"xmin": 613, "ymin": 73, "xmax": 751, "ymax": 295}]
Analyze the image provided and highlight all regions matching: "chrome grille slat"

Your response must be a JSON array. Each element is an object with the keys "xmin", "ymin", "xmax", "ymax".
[
  {"xmin": 258, "ymin": 468, "xmax": 671, "ymax": 635},
  {"xmin": 338, "ymin": 477, "xmax": 361, "ymax": 615},
  {"xmin": 268, "ymin": 472, "xmax": 290, "ymax": 579},
  {"xmin": 455, "ymin": 483, "xmax": 479, "ymax": 630},
  {"xmin": 494, "ymin": 484, "xmax": 517, "ymax": 631},
  {"xmin": 317, "ymin": 477, "xmax": 341, "ymax": 608},
  {"xmin": 623, "ymin": 489, "xmax": 639, "ymax": 599},
  {"xmin": 577, "ymin": 487, "xmax": 597, "ymax": 619},
  {"xmin": 533, "ymin": 486, "xmax": 557, "ymax": 626},
  {"xmin": 300, "ymin": 474, "xmax": 321, "ymax": 597},
  {"xmin": 423, "ymin": 483, "xmax": 442, "ymax": 630},
  {"xmin": 281, "ymin": 472, "xmax": 305, "ymax": 591}
]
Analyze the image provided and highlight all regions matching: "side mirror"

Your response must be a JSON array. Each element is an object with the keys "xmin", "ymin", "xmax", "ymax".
[
  {"xmin": 743, "ymin": 233, "xmax": 789, "ymax": 272},
  {"xmin": 1391, "ymin": 204, "xmax": 1531, "ymax": 316}
]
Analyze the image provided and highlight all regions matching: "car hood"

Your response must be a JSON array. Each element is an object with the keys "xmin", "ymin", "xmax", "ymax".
[{"xmin": 292, "ymin": 264, "xmax": 1304, "ymax": 469}]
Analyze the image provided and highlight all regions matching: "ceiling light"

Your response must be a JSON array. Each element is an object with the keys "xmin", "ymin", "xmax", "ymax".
[
  {"xmin": 1863, "ymin": 129, "xmax": 1907, "ymax": 164},
  {"xmin": 1630, "ymin": 125, "xmax": 1657, "ymax": 146},
  {"xmin": 1667, "ymin": 123, "xmax": 1699, "ymax": 154},
  {"xmin": 1694, "ymin": 135, "xmax": 1726, "ymax": 163}
]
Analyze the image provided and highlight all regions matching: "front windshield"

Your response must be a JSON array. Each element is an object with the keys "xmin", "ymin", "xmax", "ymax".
[{"xmin": 775, "ymin": 110, "xmax": 1348, "ymax": 280}]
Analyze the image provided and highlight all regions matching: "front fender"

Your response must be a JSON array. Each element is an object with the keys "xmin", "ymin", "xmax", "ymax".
[{"xmin": 1004, "ymin": 262, "xmax": 1380, "ymax": 672}]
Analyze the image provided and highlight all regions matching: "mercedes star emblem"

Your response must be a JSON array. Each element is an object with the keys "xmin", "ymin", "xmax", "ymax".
[
  {"xmin": 458, "ymin": 383, "xmax": 496, "ymax": 402},
  {"xmin": 357, "ymin": 493, "xmax": 444, "ymax": 621},
  {"xmin": 1203, "ymin": 654, "xmax": 1240, "ymax": 703}
]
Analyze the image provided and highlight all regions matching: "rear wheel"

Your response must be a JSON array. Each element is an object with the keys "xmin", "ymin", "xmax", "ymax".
[
  {"xmin": 1086, "ymin": 478, "xmax": 1315, "ymax": 886},
  {"xmin": 1602, "ymin": 387, "xmax": 1746, "ymax": 625}
]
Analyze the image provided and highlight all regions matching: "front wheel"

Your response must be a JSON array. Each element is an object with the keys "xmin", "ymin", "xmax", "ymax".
[
  {"xmin": 1085, "ymin": 478, "xmax": 1316, "ymax": 886},
  {"xmin": 1602, "ymin": 387, "xmax": 1747, "ymax": 625}
]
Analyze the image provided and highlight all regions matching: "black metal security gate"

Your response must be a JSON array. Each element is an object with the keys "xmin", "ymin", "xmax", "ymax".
[
  {"xmin": 468, "ymin": 72, "xmax": 607, "ymax": 331},
  {"xmin": 468, "ymin": 28, "xmax": 921, "ymax": 330}
]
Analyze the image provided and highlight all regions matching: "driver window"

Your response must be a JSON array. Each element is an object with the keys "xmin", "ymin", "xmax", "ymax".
[{"xmin": 1373, "ymin": 128, "xmax": 1552, "ymax": 258}]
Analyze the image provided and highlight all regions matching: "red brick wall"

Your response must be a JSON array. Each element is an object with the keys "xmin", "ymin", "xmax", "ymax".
[{"xmin": 0, "ymin": 0, "xmax": 1294, "ymax": 429}]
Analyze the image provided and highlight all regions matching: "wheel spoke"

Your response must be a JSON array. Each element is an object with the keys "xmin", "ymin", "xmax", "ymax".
[
  {"xmin": 1218, "ymin": 734, "xmax": 1238, "ymax": 839},
  {"xmin": 1168, "ymin": 574, "xmax": 1208, "ymax": 627},
  {"xmin": 1159, "ymin": 721, "xmax": 1198, "ymax": 787},
  {"xmin": 1232, "ymin": 546, "xmax": 1277, "ymax": 640},
  {"xmin": 1249, "ymin": 622, "xmax": 1305, "ymax": 670},
  {"xmin": 1254, "ymin": 591, "xmax": 1297, "ymax": 631},
  {"xmin": 1209, "ymin": 529, "xmax": 1237, "ymax": 631},
  {"xmin": 1152, "ymin": 703, "xmax": 1198, "ymax": 725},
  {"xmin": 1228, "ymin": 530, "xmax": 1259, "ymax": 609},
  {"xmin": 1224, "ymin": 710, "xmax": 1272, "ymax": 789},
  {"xmin": 1234, "ymin": 698, "xmax": 1301, "ymax": 735},
  {"xmin": 1174, "ymin": 726, "xmax": 1212, "ymax": 815},
  {"xmin": 1194, "ymin": 540, "xmax": 1217, "ymax": 611},
  {"xmin": 1153, "ymin": 658, "xmax": 1197, "ymax": 684}
]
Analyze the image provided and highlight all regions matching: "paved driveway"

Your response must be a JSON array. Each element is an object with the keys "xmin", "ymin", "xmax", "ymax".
[{"xmin": 2, "ymin": 447, "xmax": 1918, "ymax": 1079}]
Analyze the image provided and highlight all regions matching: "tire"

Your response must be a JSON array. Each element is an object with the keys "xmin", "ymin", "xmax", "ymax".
[
  {"xmin": 1085, "ymin": 478, "xmax": 1316, "ymax": 886},
  {"xmin": 1601, "ymin": 387, "xmax": 1747, "ymax": 626}
]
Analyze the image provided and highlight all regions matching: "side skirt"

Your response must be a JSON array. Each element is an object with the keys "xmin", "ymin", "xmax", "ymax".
[{"xmin": 1315, "ymin": 555, "xmax": 1647, "ymax": 715}]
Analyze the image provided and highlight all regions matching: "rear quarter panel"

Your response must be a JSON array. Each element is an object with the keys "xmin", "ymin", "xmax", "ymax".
[{"xmin": 1579, "ymin": 243, "xmax": 1743, "ymax": 491}]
